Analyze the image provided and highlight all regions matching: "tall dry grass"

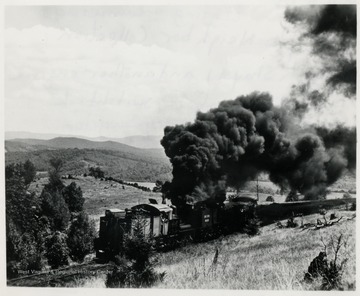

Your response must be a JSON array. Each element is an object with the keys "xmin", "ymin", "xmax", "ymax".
[
  {"xmin": 71, "ymin": 210, "xmax": 355, "ymax": 290},
  {"xmin": 154, "ymin": 210, "xmax": 355, "ymax": 290}
]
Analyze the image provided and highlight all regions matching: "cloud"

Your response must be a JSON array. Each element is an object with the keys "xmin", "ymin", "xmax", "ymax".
[
  {"xmin": 5, "ymin": 6, "xmax": 355, "ymax": 138},
  {"xmin": 5, "ymin": 25, "xmax": 199, "ymax": 136}
]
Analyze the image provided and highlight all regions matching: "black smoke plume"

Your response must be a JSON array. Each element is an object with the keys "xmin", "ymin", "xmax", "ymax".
[
  {"xmin": 161, "ymin": 92, "xmax": 355, "ymax": 207},
  {"xmin": 315, "ymin": 125, "xmax": 356, "ymax": 172},
  {"xmin": 285, "ymin": 5, "xmax": 356, "ymax": 97}
]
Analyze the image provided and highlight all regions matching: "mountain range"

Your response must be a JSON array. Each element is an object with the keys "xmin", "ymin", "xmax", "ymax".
[
  {"xmin": 5, "ymin": 136, "xmax": 172, "ymax": 182},
  {"xmin": 5, "ymin": 131, "xmax": 163, "ymax": 149}
]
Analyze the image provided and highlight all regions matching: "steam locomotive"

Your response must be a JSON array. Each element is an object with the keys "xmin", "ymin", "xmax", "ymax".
[{"xmin": 94, "ymin": 196, "xmax": 257, "ymax": 259}]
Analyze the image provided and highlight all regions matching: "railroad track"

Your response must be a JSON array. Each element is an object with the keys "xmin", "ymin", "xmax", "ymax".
[{"xmin": 7, "ymin": 261, "xmax": 114, "ymax": 287}]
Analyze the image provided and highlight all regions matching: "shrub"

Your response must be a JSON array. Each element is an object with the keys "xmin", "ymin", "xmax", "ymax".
[
  {"xmin": 342, "ymin": 192, "xmax": 352, "ymax": 199},
  {"xmin": 321, "ymin": 235, "xmax": 348, "ymax": 290},
  {"xmin": 67, "ymin": 212, "xmax": 96, "ymax": 262},
  {"xmin": 349, "ymin": 203, "xmax": 356, "ymax": 211},
  {"xmin": 153, "ymin": 180, "xmax": 163, "ymax": 192},
  {"xmin": 286, "ymin": 217, "xmax": 298, "ymax": 228},
  {"xmin": 106, "ymin": 213, "xmax": 165, "ymax": 288},
  {"xmin": 6, "ymin": 225, "xmax": 44, "ymax": 277},
  {"xmin": 266, "ymin": 195, "xmax": 274, "ymax": 202},
  {"xmin": 89, "ymin": 166, "xmax": 105, "ymax": 179},
  {"xmin": 106, "ymin": 258, "xmax": 165, "ymax": 288},
  {"xmin": 106, "ymin": 262, "xmax": 130, "ymax": 288},
  {"xmin": 45, "ymin": 231, "xmax": 69, "ymax": 269},
  {"xmin": 243, "ymin": 217, "xmax": 261, "ymax": 235},
  {"xmin": 304, "ymin": 234, "xmax": 348, "ymax": 290}
]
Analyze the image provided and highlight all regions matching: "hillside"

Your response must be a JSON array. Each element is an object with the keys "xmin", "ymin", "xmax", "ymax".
[
  {"xmin": 5, "ymin": 137, "xmax": 172, "ymax": 182},
  {"xmin": 71, "ymin": 209, "xmax": 356, "ymax": 290},
  {"xmin": 113, "ymin": 135, "xmax": 162, "ymax": 149},
  {"xmin": 5, "ymin": 132, "xmax": 163, "ymax": 149},
  {"xmin": 28, "ymin": 176, "xmax": 163, "ymax": 220},
  {"xmin": 24, "ymin": 174, "xmax": 356, "ymax": 290},
  {"xmin": 5, "ymin": 137, "xmax": 164, "ymax": 156},
  {"xmin": 154, "ymin": 210, "xmax": 355, "ymax": 290}
]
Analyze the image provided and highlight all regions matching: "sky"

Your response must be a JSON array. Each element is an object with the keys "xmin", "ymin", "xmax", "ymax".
[{"xmin": 4, "ymin": 5, "xmax": 356, "ymax": 138}]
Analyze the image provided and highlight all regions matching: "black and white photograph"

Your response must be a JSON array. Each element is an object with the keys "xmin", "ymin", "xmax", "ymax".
[{"xmin": 3, "ymin": 2, "xmax": 357, "ymax": 291}]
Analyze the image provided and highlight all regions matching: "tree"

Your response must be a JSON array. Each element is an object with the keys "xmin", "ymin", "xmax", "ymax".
[
  {"xmin": 23, "ymin": 160, "xmax": 36, "ymax": 185},
  {"xmin": 67, "ymin": 211, "xmax": 96, "ymax": 262},
  {"xmin": 6, "ymin": 221, "xmax": 46, "ymax": 278},
  {"xmin": 41, "ymin": 191, "xmax": 70, "ymax": 231},
  {"xmin": 5, "ymin": 160, "xmax": 36, "ymax": 186},
  {"xmin": 63, "ymin": 182, "xmax": 85, "ymax": 212},
  {"xmin": 153, "ymin": 180, "xmax": 163, "ymax": 192},
  {"xmin": 44, "ymin": 170, "xmax": 65, "ymax": 193},
  {"xmin": 6, "ymin": 167, "xmax": 38, "ymax": 233},
  {"xmin": 49, "ymin": 158, "xmax": 63, "ymax": 173},
  {"xmin": 43, "ymin": 158, "xmax": 65, "ymax": 193},
  {"xmin": 40, "ymin": 158, "xmax": 70, "ymax": 230},
  {"xmin": 89, "ymin": 166, "xmax": 105, "ymax": 179},
  {"xmin": 106, "ymin": 213, "xmax": 165, "ymax": 288},
  {"xmin": 45, "ymin": 231, "xmax": 69, "ymax": 269},
  {"xmin": 6, "ymin": 162, "xmax": 45, "ymax": 277}
]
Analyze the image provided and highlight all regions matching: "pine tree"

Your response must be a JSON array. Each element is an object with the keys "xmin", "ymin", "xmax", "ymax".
[
  {"xmin": 67, "ymin": 211, "xmax": 96, "ymax": 262},
  {"xmin": 63, "ymin": 182, "xmax": 85, "ymax": 213},
  {"xmin": 45, "ymin": 231, "xmax": 69, "ymax": 269}
]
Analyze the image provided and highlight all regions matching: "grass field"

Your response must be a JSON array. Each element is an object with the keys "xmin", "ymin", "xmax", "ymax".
[
  {"xmin": 151, "ymin": 210, "xmax": 355, "ymax": 290},
  {"xmin": 71, "ymin": 209, "xmax": 355, "ymax": 290},
  {"xmin": 28, "ymin": 175, "xmax": 356, "ymax": 290},
  {"xmin": 29, "ymin": 175, "xmax": 163, "ymax": 230}
]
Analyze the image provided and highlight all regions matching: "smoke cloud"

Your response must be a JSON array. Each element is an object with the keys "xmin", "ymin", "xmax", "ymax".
[
  {"xmin": 285, "ymin": 5, "xmax": 356, "ymax": 97},
  {"xmin": 161, "ymin": 92, "xmax": 355, "ymax": 206},
  {"xmin": 161, "ymin": 6, "xmax": 356, "ymax": 206}
]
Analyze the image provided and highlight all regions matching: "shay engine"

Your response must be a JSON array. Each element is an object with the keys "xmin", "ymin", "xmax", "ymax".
[{"xmin": 94, "ymin": 197, "xmax": 257, "ymax": 259}]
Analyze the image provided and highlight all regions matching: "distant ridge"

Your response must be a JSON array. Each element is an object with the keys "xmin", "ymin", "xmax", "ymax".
[
  {"xmin": 5, "ymin": 136, "xmax": 171, "ymax": 182},
  {"xmin": 5, "ymin": 131, "xmax": 163, "ymax": 149},
  {"xmin": 5, "ymin": 137, "xmax": 166, "ymax": 158}
]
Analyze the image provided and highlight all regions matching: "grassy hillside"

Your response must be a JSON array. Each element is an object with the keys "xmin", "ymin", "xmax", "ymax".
[
  {"xmin": 5, "ymin": 137, "xmax": 172, "ymax": 181},
  {"xmin": 26, "ymin": 173, "xmax": 355, "ymax": 290},
  {"xmin": 29, "ymin": 175, "xmax": 162, "ymax": 215},
  {"xmin": 5, "ymin": 137, "xmax": 165, "ymax": 158},
  {"xmin": 6, "ymin": 148, "xmax": 172, "ymax": 182},
  {"xmin": 68, "ymin": 209, "xmax": 355, "ymax": 290},
  {"xmin": 28, "ymin": 175, "xmax": 163, "ymax": 233},
  {"xmin": 154, "ymin": 209, "xmax": 355, "ymax": 290}
]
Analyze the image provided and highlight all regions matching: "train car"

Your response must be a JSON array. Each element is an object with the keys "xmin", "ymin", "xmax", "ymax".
[
  {"xmin": 94, "ymin": 208, "xmax": 130, "ymax": 259},
  {"xmin": 94, "ymin": 196, "xmax": 258, "ymax": 259},
  {"xmin": 94, "ymin": 201, "xmax": 179, "ymax": 259}
]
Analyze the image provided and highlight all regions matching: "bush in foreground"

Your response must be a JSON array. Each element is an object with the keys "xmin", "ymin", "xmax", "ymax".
[
  {"xmin": 304, "ymin": 234, "xmax": 349, "ymax": 290},
  {"xmin": 106, "ymin": 213, "xmax": 165, "ymax": 288},
  {"xmin": 67, "ymin": 211, "xmax": 96, "ymax": 262},
  {"xmin": 45, "ymin": 231, "xmax": 69, "ymax": 269}
]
